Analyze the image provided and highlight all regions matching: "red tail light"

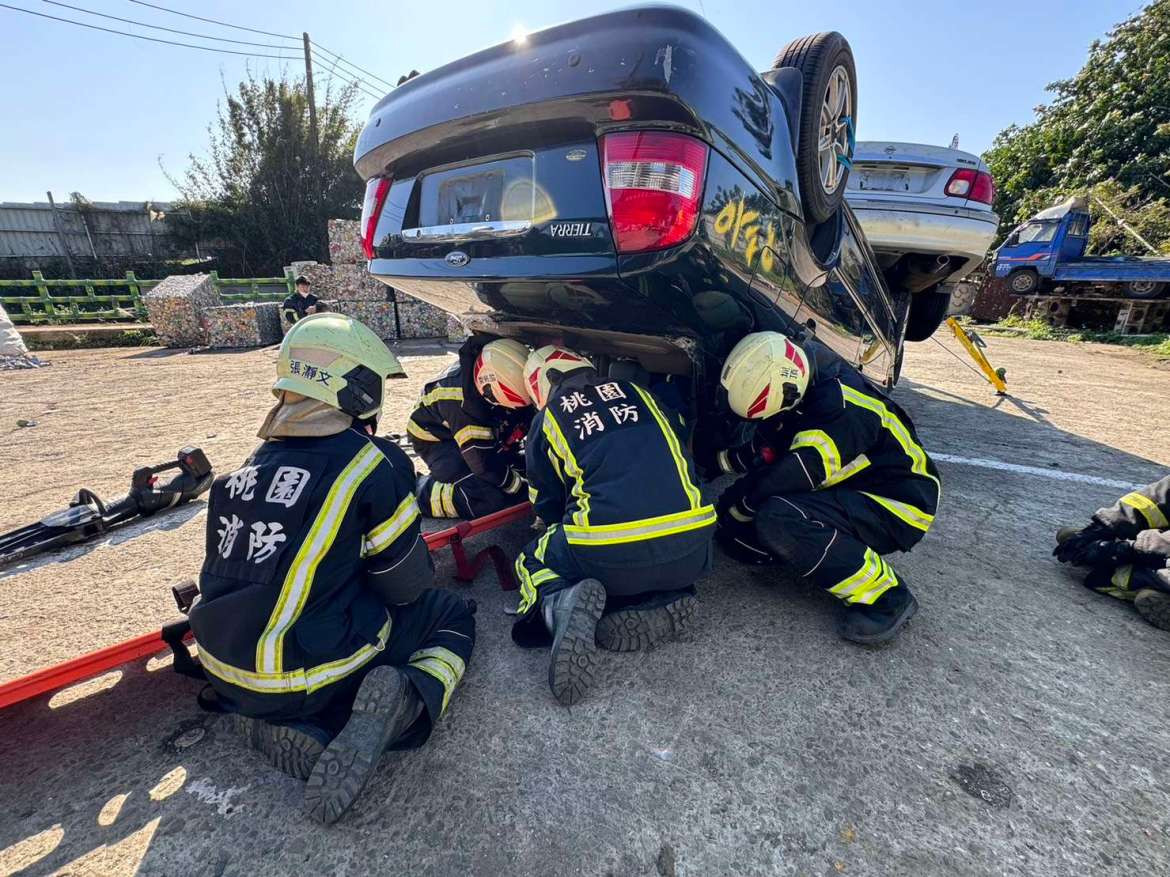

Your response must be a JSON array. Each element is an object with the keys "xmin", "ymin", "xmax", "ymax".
[
  {"xmin": 601, "ymin": 131, "xmax": 708, "ymax": 254},
  {"xmin": 360, "ymin": 177, "xmax": 392, "ymax": 259},
  {"xmin": 944, "ymin": 168, "xmax": 995, "ymax": 205}
]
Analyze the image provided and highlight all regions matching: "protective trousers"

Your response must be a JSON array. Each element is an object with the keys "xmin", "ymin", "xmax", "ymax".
[
  {"xmin": 749, "ymin": 488, "xmax": 927, "ymax": 605},
  {"xmin": 312, "ymin": 589, "xmax": 475, "ymax": 749},
  {"xmin": 413, "ymin": 439, "xmax": 518, "ymax": 519},
  {"xmin": 511, "ymin": 523, "xmax": 711, "ymax": 647}
]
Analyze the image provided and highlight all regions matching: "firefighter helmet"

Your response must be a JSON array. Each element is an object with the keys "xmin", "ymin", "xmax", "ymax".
[
  {"xmin": 524, "ymin": 345, "xmax": 595, "ymax": 409},
  {"xmin": 721, "ymin": 331, "xmax": 811, "ymax": 419},
  {"xmin": 473, "ymin": 339, "xmax": 532, "ymax": 408},
  {"xmin": 274, "ymin": 312, "xmax": 405, "ymax": 418}
]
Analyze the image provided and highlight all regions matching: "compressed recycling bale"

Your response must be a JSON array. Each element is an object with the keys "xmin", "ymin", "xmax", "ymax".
[
  {"xmin": 143, "ymin": 274, "xmax": 221, "ymax": 348},
  {"xmin": 288, "ymin": 260, "xmax": 318, "ymax": 277},
  {"xmin": 204, "ymin": 302, "xmax": 284, "ymax": 349},
  {"xmin": 396, "ymin": 298, "xmax": 451, "ymax": 339},
  {"xmin": 332, "ymin": 264, "xmax": 393, "ymax": 302},
  {"xmin": 328, "ymin": 219, "xmax": 364, "ymax": 264},
  {"xmin": 447, "ymin": 315, "xmax": 469, "ymax": 343},
  {"xmin": 333, "ymin": 300, "xmax": 398, "ymax": 340}
]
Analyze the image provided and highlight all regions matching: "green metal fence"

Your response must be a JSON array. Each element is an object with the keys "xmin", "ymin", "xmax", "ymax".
[{"xmin": 0, "ymin": 270, "xmax": 295, "ymax": 325}]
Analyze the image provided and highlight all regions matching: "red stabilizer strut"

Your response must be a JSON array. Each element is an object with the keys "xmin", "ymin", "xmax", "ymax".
[{"xmin": 0, "ymin": 502, "xmax": 532, "ymax": 710}]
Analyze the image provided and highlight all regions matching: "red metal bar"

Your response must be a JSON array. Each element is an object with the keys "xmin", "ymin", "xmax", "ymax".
[{"xmin": 0, "ymin": 503, "xmax": 532, "ymax": 711}]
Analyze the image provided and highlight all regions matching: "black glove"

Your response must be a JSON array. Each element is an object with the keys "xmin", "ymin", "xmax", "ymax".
[
  {"xmin": 717, "ymin": 478, "xmax": 755, "ymax": 526},
  {"xmin": 1057, "ymin": 526, "xmax": 1109, "ymax": 565},
  {"xmin": 715, "ymin": 524, "xmax": 777, "ymax": 565}
]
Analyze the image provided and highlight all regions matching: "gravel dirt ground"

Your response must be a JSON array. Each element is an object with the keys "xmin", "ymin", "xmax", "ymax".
[{"xmin": 1, "ymin": 335, "xmax": 1168, "ymax": 876}]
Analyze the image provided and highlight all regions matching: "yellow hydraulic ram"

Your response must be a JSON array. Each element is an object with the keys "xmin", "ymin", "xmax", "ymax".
[{"xmin": 945, "ymin": 317, "xmax": 1007, "ymax": 395}]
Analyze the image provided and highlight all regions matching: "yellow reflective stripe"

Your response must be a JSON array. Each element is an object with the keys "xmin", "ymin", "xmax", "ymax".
[
  {"xmin": 546, "ymin": 448, "xmax": 564, "ymax": 483},
  {"xmin": 406, "ymin": 419, "xmax": 440, "ymax": 442},
  {"xmin": 717, "ymin": 449, "xmax": 735, "ymax": 474},
  {"xmin": 791, "ymin": 429, "xmax": 842, "ymax": 483},
  {"xmin": 502, "ymin": 468, "xmax": 523, "ymax": 494},
  {"xmin": 563, "ymin": 505, "xmax": 716, "ymax": 546},
  {"xmin": 840, "ymin": 384, "xmax": 941, "ymax": 494},
  {"xmin": 256, "ymin": 443, "xmax": 382, "ymax": 673},
  {"xmin": 409, "ymin": 646, "xmax": 464, "ymax": 715},
  {"xmin": 827, "ymin": 549, "xmax": 899, "ymax": 605},
  {"xmin": 1120, "ymin": 492, "xmax": 1169, "ymax": 530},
  {"xmin": 821, "ymin": 454, "xmax": 871, "ymax": 489},
  {"xmin": 202, "ymin": 618, "xmax": 391, "ymax": 695},
  {"xmin": 429, "ymin": 482, "xmax": 443, "ymax": 517},
  {"xmin": 542, "ymin": 411, "xmax": 591, "ymax": 526},
  {"xmin": 455, "ymin": 424, "xmax": 495, "ymax": 446},
  {"xmin": 437, "ymin": 483, "xmax": 456, "ymax": 517},
  {"xmin": 420, "ymin": 386, "xmax": 463, "ymax": 406},
  {"xmin": 364, "ymin": 495, "xmax": 420, "ymax": 556},
  {"xmin": 534, "ymin": 523, "xmax": 557, "ymax": 561},
  {"xmin": 861, "ymin": 492, "xmax": 934, "ymax": 532},
  {"xmin": 631, "ymin": 385, "xmax": 702, "ymax": 510},
  {"xmin": 527, "ymin": 485, "xmax": 539, "ymax": 504},
  {"xmin": 729, "ymin": 505, "xmax": 753, "ymax": 523},
  {"xmin": 851, "ymin": 560, "xmax": 898, "ymax": 605},
  {"xmin": 514, "ymin": 553, "xmax": 537, "ymax": 614}
]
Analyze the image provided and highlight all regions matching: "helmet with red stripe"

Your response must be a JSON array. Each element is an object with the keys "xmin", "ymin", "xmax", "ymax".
[
  {"xmin": 474, "ymin": 339, "xmax": 533, "ymax": 409},
  {"xmin": 721, "ymin": 332, "xmax": 810, "ymax": 420},
  {"xmin": 524, "ymin": 345, "xmax": 596, "ymax": 409}
]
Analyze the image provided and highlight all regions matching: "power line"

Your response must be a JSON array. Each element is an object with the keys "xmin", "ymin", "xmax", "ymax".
[
  {"xmin": 311, "ymin": 41, "xmax": 396, "ymax": 90},
  {"xmin": 41, "ymin": 0, "xmax": 291, "ymax": 49},
  {"xmin": 0, "ymin": 3, "xmax": 293, "ymax": 57},
  {"xmin": 311, "ymin": 50, "xmax": 386, "ymax": 100},
  {"xmin": 124, "ymin": 0, "xmax": 298, "ymax": 41},
  {"xmin": 314, "ymin": 67, "xmax": 383, "ymax": 103}
]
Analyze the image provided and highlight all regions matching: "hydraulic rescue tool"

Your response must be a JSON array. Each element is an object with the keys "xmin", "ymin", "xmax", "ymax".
[{"xmin": 0, "ymin": 447, "xmax": 214, "ymax": 568}]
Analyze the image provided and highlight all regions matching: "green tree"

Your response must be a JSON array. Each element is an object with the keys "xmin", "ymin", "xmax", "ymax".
[
  {"xmin": 172, "ymin": 72, "xmax": 364, "ymax": 275},
  {"xmin": 985, "ymin": 0, "xmax": 1170, "ymax": 254}
]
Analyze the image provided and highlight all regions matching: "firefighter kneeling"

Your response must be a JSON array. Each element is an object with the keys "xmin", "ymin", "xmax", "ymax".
[
  {"xmin": 189, "ymin": 313, "xmax": 475, "ymax": 825},
  {"xmin": 409, "ymin": 338, "xmax": 533, "ymax": 519},
  {"xmin": 511, "ymin": 346, "xmax": 716, "ymax": 705},
  {"xmin": 714, "ymin": 332, "xmax": 939, "ymax": 644}
]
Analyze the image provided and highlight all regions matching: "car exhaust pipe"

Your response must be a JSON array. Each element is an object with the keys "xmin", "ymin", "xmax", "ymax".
[{"xmin": 894, "ymin": 255, "xmax": 955, "ymax": 294}]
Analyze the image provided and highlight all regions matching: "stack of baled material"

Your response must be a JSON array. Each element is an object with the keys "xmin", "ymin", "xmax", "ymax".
[
  {"xmin": 143, "ymin": 274, "xmax": 222, "ymax": 348},
  {"xmin": 204, "ymin": 302, "xmax": 283, "ymax": 348}
]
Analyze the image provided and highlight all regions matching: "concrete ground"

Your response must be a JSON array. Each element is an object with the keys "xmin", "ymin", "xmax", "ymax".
[{"xmin": 1, "ymin": 335, "xmax": 1168, "ymax": 876}]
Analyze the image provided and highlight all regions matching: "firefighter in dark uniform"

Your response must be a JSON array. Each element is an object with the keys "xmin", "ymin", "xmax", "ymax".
[
  {"xmin": 1055, "ymin": 474, "xmax": 1170, "ymax": 629},
  {"xmin": 281, "ymin": 274, "xmax": 319, "ymax": 324},
  {"xmin": 513, "ymin": 345, "xmax": 716, "ymax": 705},
  {"xmin": 189, "ymin": 313, "xmax": 476, "ymax": 825},
  {"xmin": 408, "ymin": 337, "xmax": 533, "ymax": 519},
  {"xmin": 714, "ymin": 332, "xmax": 939, "ymax": 644}
]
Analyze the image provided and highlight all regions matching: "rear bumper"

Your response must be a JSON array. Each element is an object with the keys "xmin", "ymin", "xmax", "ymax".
[{"xmin": 848, "ymin": 199, "xmax": 999, "ymax": 276}]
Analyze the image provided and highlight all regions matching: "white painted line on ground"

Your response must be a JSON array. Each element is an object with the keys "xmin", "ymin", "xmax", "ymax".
[{"xmin": 932, "ymin": 453, "xmax": 1142, "ymax": 490}]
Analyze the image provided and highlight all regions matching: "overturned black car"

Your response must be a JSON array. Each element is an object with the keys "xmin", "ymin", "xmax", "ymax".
[{"xmin": 354, "ymin": 5, "xmax": 912, "ymax": 423}]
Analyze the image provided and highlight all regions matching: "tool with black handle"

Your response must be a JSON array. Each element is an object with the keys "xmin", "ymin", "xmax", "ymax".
[{"xmin": 0, "ymin": 447, "xmax": 214, "ymax": 569}]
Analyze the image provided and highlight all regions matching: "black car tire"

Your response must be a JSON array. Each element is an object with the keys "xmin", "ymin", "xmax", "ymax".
[
  {"xmin": 1124, "ymin": 280, "xmax": 1166, "ymax": 300},
  {"xmin": 1006, "ymin": 269, "xmax": 1039, "ymax": 295},
  {"xmin": 773, "ymin": 32, "xmax": 857, "ymax": 225},
  {"xmin": 904, "ymin": 288, "xmax": 952, "ymax": 342}
]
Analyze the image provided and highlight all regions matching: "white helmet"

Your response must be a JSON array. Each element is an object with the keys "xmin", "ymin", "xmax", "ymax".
[
  {"xmin": 721, "ymin": 331, "xmax": 811, "ymax": 420},
  {"xmin": 524, "ymin": 345, "xmax": 595, "ymax": 409},
  {"xmin": 474, "ymin": 339, "xmax": 532, "ymax": 408}
]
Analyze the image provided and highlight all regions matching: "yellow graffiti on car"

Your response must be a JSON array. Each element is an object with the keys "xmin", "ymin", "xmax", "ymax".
[{"xmin": 713, "ymin": 198, "xmax": 779, "ymax": 274}]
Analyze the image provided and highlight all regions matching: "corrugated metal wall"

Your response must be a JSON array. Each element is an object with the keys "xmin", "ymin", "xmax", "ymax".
[{"xmin": 0, "ymin": 200, "xmax": 187, "ymax": 261}]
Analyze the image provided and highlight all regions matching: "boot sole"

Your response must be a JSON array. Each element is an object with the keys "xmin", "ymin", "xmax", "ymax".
[
  {"xmin": 840, "ymin": 593, "xmax": 919, "ymax": 645},
  {"xmin": 303, "ymin": 667, "xmax": 412, "ymax": 825},
  {"xmin": 548, "ymin": 579, "xmax": 606, "ymax": 706},
  {"xmin": 595, "ymin": 595, "xmax": 698, "ymax": 652},
  {"xmin": 227, "ymin": 714, "xmax": 325, "ymax": 781},
  {"xmin": 1134, "ymin": 589, "xmax": 1170, "ymax": 631}
]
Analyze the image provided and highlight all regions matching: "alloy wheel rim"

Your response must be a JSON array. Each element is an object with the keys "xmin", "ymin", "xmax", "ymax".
[{"xmin": 818, "ymin": 65, "xmax": 853, "ymax": 195}]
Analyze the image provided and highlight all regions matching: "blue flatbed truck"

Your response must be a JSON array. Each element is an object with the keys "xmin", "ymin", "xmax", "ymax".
[{"xmin": 994, "ymin": 196, "xmax": 1170, "ymax": 299}]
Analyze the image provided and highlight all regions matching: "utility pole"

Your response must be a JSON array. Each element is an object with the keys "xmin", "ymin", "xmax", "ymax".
[{"xmin": 302, "ymin": 32, "xmax": 319, "ymax": 153}]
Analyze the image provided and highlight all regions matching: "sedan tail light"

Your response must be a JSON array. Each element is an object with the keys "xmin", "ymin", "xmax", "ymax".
[
  {"xmin": 944, "ymin": 168, "xmax": 995, "ymax": 205},
  {"xmin": 360, "ymin": 177, "xmax": 392, "ymax": 259},
  {"xmin": 601, "ymin": 131, "xmax": 709, "ymax": 254}
]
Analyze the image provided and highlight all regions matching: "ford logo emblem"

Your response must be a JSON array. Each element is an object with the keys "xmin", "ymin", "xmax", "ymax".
[{"xmin": 445, "ymin": 250, "xmax": 470, "ymax": 267}]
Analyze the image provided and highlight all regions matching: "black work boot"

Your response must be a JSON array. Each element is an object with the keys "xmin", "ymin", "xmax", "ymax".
[
  {"xmin": 226, "ymin": 714, "xmax": 330, "ymax": 781},
  {"xmin": 595, "ymin": 591, "xmax": 698, "ymax": 652},
  {"xmin": 303, "ymin": 666, "xmax": 421, "ymax": 825},
  {"xmin": 1134, "ymin": 589, "xmax": 1170, "ymax": 630},
  {"xmin": 838, "ymin": 583, "xmax": 918, "ymax": 645},
  {"xmin": 545, "ymin": 579, "xmax": 607, "ymax": 706}
]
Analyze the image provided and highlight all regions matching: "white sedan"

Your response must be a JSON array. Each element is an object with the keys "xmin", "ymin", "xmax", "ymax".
[{"xmin": 846, "ymin": 141, "xmax": 999, "ymax": 340}]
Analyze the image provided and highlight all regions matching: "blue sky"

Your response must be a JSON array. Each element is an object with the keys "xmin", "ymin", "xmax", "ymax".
[{"xmin": 0, "ymin": 0, "xmax": 1144, "ymax": 203}]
